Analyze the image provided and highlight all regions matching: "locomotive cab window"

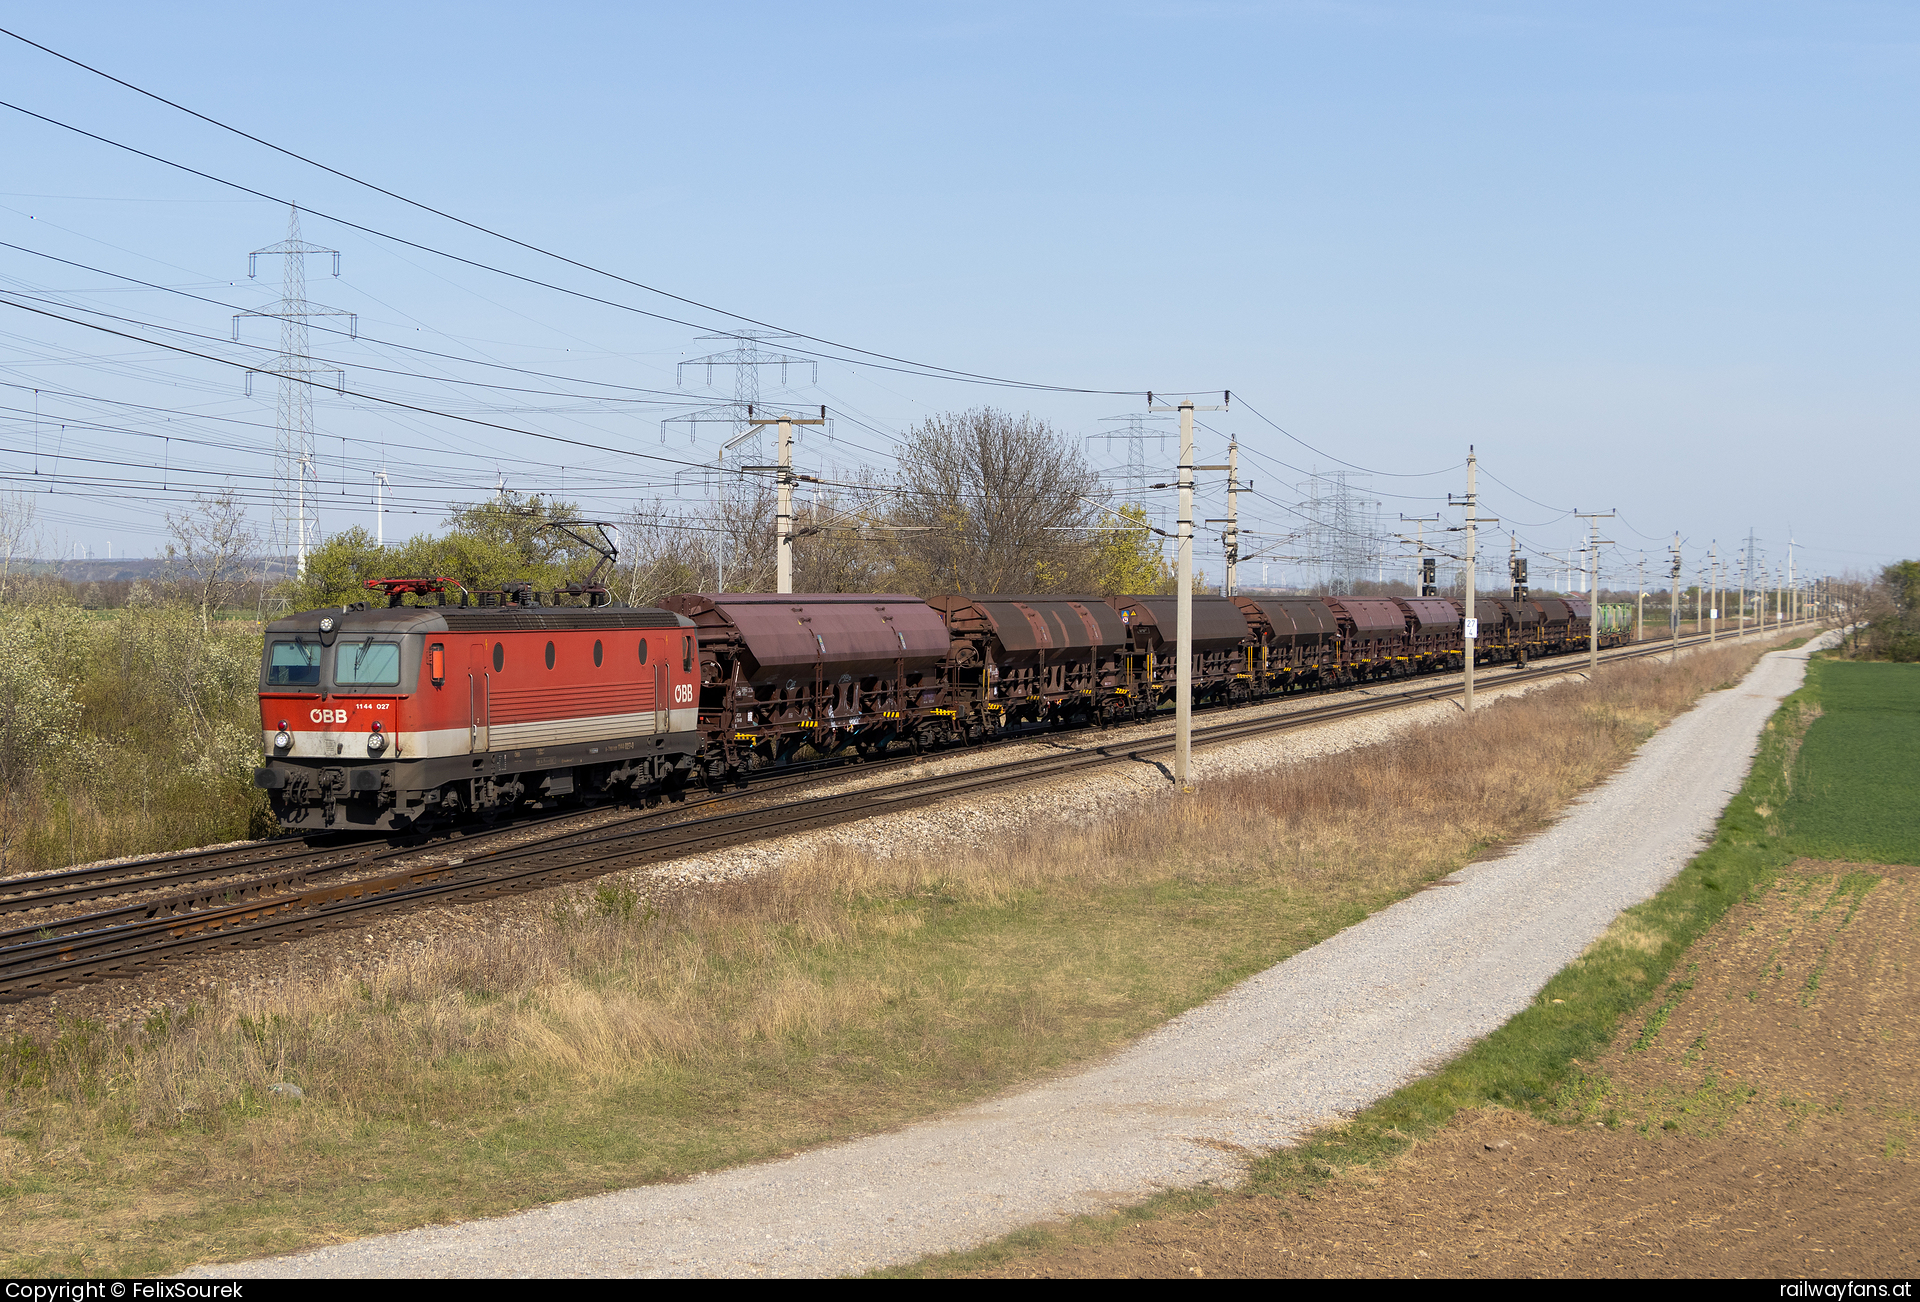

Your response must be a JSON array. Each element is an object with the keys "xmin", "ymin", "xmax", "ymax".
[
  {"xmin": 265, "ymin": 639, "xmax": 321, "ymax": 688},
  {"xmin": 683, "ymin": 635, "xmax": 692, "ymax": 672},
  {"xmin": 332, "ymin": 639, "xmax": 402, "ymax": 688}
]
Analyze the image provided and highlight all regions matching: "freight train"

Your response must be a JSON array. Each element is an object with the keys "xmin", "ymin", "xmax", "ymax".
[{"xmin": 255, "ymin": 577, "xmax": 1622, "ymax": 833}]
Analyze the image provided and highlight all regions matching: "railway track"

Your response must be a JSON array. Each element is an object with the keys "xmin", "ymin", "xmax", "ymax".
[
  {"xmin": 0, "ymin": 734, "xmax": 985, "ymax": 929},
  {"xmin": 0, "ymin": 625, "xmax": 1785, "ymax": 1001}
]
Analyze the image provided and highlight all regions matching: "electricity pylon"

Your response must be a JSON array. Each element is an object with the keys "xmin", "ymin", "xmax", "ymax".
[
  {"xmin": 667, "ymin": 330, "xmax": 818, "ymax": 466},
  {"xmin": 1088, "ymin": 413, "xmax": 1172, "ymax": 496},
  {"xmin": 234, "ymin": 204, "xmax": 355, "ymax": 578}
]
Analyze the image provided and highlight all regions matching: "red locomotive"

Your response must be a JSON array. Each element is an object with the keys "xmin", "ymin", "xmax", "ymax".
[{"xmin": 256, "ymin": 576, "xmax": 703, "ymax": 831}]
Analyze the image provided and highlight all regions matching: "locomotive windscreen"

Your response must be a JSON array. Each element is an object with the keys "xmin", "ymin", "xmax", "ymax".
[
  {"xmin": 333, "ymin": 639, "xmax": 403, "ymax": 688},
  {"xmin": 265, "ymin": 640, "xmax": 321, "ymax": 687}
]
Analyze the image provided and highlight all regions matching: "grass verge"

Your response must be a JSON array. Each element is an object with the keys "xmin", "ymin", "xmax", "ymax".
[{"xmin": 0, "ymin": 639, "xmax": 1783, "ymax": 1275}]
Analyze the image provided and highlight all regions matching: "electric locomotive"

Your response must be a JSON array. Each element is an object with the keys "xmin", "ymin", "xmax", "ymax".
[{"xmin": 254, "ymin": 576, "xmax": 704, "ymax": 831}]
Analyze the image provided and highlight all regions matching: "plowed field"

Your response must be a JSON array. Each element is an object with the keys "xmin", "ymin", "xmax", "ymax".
[{"xmin": 965, "ymin": 860, "xmax": 1919, "ymax": 1278}]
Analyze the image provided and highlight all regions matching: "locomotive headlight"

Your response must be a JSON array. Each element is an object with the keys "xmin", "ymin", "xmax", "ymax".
[
  {"xmin": 319, "ymin": 616, "xmax": 336, "ymax": 634},
  {"xmin": 273, "ymin": 730, "xmax": 292, "ymax": 751},
  {"xmin": 367, "ymin": 722, "xmax": 386, "ymax": 753}
]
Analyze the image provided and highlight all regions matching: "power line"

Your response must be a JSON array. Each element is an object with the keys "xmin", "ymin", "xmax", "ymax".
[
  {"xmin": 1232, "ymin": 394, "xmax": 1462, "ymax": 479},
  {"xmin": 0, "ymin": 294, "xmax": 726, "ymax": 474},
  {"xmin": 0, "ymin": 38, "xmax": 1149, "ymax": 397},
  {"xmin": 0, "ymin": 282, "xmax": 712, "ymax": 408},
  {"xmin": 0, "ymin": 238, "xmax": 739, "ymax": 403},
  {"xmin": 1476, "ymin": 465, "xmax": 1572, "ymax": 516}
]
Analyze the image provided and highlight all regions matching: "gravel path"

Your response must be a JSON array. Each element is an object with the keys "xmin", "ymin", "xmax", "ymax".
[{"xmin": 205, "ymin": 634, "xmax": 1832, "ymax": 1278}]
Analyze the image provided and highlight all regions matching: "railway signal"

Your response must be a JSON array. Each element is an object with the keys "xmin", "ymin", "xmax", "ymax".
[
  {"xmin": 1200, "ymin": 441, "xmax": 1247, "ymax": 597},
  {"xmin": 1398, "ymin": 513, "xmax": 1442, "ymax": 597},
  {"xmin": 1670, "ymin": 534, "xmax": 1684, "ymax": 662}
]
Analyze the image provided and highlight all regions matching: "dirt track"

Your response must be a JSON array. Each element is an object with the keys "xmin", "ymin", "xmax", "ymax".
[{"xmin": 967, "ymin": 860, "xmax": 1919, "ymax": 1278}]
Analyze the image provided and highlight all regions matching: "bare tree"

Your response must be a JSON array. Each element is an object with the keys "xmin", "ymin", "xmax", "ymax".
[
  {"xmin": 790, "ymin": 468, "xmax": 904, "ymax": 593},
  {"xmin": 617, "ymin": 498, "xmax": 715, "ymax": 606},
  {"xmin": 0, "ymin": 492, "xmax": 37, "ymax": 603},
  {"xmin": 888, "ymin": 408, "xmax": 1103, "ymax": 595},
  {"xmin": 164, "ymin": 490, "xmax": 258, "ymax": 633}
]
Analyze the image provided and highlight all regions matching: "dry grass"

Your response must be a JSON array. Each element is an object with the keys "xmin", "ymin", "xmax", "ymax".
[{"xmin": 0, "ymin": 637, "xmax": 1784, "ymax": 1274}]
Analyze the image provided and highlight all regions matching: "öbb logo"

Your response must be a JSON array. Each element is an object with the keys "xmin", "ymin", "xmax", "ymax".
[
  {"xmin": 309, "ymin": 708, "xmax": 349, "ymax": 724},
  {"xmin": 672, "ymin": 684, "xmax": 695, "ymax": 704}
]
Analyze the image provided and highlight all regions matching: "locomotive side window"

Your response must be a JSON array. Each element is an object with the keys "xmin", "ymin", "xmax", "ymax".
[
  {"xmin": 265, "ymin": 639, "xmax": 320, "ymax": 687},
  {"xmin": 593, "ymin": 639, "xmax": 603, "ymax": 667},
  {"xmin": 333, "ymin": 639, "xmax": 402, "ymax": 688},
  {"xmin": 428, "ymin": 643, "xmax": 446, "ymax": 686},
  {"xmin": 683, "ymin": 635, "xmax": 692, "ymax": 672},
  {"xmin": 637, "ymin": 638, "xmax": 648, "ymax": 665},
  {"xmin": 545, "ymin": 640, "xmax": 556, "ymax": 670},
  {"xmin": 493, "ymin": 642, "xmax": 504, "ymax": 673}
]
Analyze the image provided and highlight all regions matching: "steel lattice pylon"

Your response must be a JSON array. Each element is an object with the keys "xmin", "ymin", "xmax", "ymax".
[
  {"xmin": 1089, "ymin": 412, "xmax": 1172, "ymax": 496},
  {"xmin": 234, "ymin": 205, "xmax": 355, "ymax": 578},
  {"xmin": 665, "ymin": 330, "xmax": 818, "ymax": 466},
  {"xmin": 1299, "ymin": 469, "xmax": 1381, "ymax": 593}
]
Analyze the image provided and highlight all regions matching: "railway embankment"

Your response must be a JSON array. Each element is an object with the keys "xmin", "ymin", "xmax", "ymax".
[{"xmin": 0, "ymin": 632, "xmax": 1805, "ymax": 1275}]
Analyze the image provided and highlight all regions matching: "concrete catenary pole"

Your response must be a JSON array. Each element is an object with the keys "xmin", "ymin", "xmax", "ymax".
[
  {"xmin": 1178, "ymin": 399, "xmax": 1194, "ymax": 786},
  {"xmin": 1737, "ymin": 548, "xmax": 1747, "ymax": 640},
  {"xmin": 1148, "ymin": 391, "xmax": 1228, "ymax": 791},
  {"xmin": 1225, "ymin": 440, "xmax": 1239, "ymax": 597},
  {"xmin": 775, "ymin": 415, "xmax": 794, "ymax": 594},
  {"xmin": 1464, "ymin": 453, "xmax": 1477, "ymax": 712},
  {"xmin": 1774, "ymin": 533, "xmax": 1789, "ymax": 626},
  {"xmin": 739, "ymin": 407, "xmax": 825, "ymax": 596},
  {"xmin": 1712, "ymin": 541, "xmax": 1728, "ymax": 645},
  {"xmin": 1576, "ymin": 511, "xmax": 1613, "ymax": 673},
  {"xmin": 1636, "ymin": 555, "xmax": 1646, "ymax": 643},
  {"xmin": 1450, "ymin": 450, "xmax": 1495, "ymax": 713}
]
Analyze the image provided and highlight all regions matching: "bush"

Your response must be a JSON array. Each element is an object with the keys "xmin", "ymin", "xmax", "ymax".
[{"xmin": 0, "ymin": 599, "xmax": 272, "ymax": 876}]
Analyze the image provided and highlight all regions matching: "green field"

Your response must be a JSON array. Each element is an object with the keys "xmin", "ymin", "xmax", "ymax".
[{"xmin": 1781, "ymin": 659, "xmax": 1920, "ymax": 865}]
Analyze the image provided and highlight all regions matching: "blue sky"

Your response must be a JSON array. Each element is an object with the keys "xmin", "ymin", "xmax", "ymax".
[{"xmin": 0, "ymin": 2, "xmax": 1912, "ymax": 588}]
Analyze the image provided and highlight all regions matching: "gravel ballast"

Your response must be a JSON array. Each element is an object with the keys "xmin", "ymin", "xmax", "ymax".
[{"xmin": 204, "ymin": 634, "xmax": 1833, "ymax": 1278}]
